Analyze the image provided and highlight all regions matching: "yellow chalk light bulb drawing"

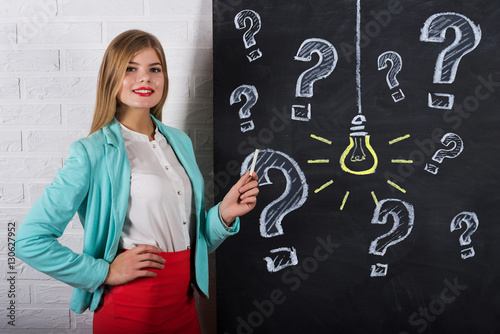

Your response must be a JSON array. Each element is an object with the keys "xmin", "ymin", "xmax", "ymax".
[{"xmin": 340, "ymin": 114, "xmax": 378, "ymax": 175}]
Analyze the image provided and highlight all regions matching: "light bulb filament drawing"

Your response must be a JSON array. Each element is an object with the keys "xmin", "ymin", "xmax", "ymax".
[{"xmin": 351, "ymin": 137, "xmax": 366, "ymax": 162}]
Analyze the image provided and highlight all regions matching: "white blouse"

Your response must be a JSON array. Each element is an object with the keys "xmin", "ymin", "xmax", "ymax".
[{"xmin": 118, "ymin": 122, "xmax": 195, "ymax": 252}]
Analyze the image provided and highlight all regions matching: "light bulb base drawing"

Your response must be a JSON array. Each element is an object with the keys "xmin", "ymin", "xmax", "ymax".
[{"xmin": 340, "ymin": 115, "xmax": 378, "ymax": 175}]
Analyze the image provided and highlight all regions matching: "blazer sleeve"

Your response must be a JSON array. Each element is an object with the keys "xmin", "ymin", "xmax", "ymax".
[
  {"xmin": 204, "ymin": 202, "xmax": 240, "ymax": 254},
  {"xmin": 15, "ymin": 141, "xmax": 109, "ymax": 293}
]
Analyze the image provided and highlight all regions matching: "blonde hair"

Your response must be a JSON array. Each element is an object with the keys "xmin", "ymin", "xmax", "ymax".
[{"xmin": 89, "ymin": 30, "xmax": 169, "ymax": 135}]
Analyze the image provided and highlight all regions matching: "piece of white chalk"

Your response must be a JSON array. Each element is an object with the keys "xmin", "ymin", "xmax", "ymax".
[{"xmin": 249, "ymin": 149, "xmax": 259, "ymax": 177}]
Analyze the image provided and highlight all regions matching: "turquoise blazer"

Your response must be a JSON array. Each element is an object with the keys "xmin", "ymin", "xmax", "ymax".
[{"xmin": 15, "ymin": 115, "xmax": 239, "ymax": 314}]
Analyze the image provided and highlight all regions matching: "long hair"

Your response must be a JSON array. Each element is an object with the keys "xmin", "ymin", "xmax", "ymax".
[{"xmin": 89, "ymin": 30, "xmax": 169, "ymax": 135}]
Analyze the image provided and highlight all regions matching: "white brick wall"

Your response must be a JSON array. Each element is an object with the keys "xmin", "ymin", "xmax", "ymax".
[{"xmin": 0, "ymin": 0, "xmax": 217, "ymax": 333}]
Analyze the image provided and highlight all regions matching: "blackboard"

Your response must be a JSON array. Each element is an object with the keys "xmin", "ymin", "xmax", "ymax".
[{"xmin": 213, "ymin": 1, "xmax": 500, "ymax": 333}]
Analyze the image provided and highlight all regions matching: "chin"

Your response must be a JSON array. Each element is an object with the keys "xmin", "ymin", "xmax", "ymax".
[{"xmin": 134, "ymin": 102, "xmax": 159, "ymax": 109}]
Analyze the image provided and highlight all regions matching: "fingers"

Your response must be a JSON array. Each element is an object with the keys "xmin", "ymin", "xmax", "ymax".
[
  {"xmin": 245, "ymin": 171, "xmax": 259, "ymax": 184},
  {"xmin": 217, "ymin": 171, "xmax": 259, "ymax": 223},
  {"xmin": 131, "ymin": 245, "xmax": 166, "ymax": 269},
  {"xmin": 135, "ymin": 270, "xmax": 158, "ymax": 279},
  {"xmin": 239, "ymin": 179, "xmax": 259, "ymax": 194},
  {"xmin": 236, "ymin": 170, "xmax": 259, "ymax": 187},
  {"xmin": 240, "ymin": 196, "xmax": 257, "ymax": 205},
  {"xmin": 240, "ymin": 187, "xmax": 259, "ymax": 203},
  {"xmin": 235, "ymin": 171, "xmax": 251, "ymax": 187},
  {"xmin": 136, "ymin": 252, "xmax": 166, "ymax": 269},
  {"xmin": 249, "ymin": 171, "xmax": 258, "ymax": 180},
  {"xmin": 133, "ymin": 244, "xmax": 162, "ymax": 254},
  {"xmin": 106, "ymin": 245, "xmax": 166, "ymax": 285},
  {"xmin": 237, "ymin": 173, "xmax": 259, "ymax": 204},
  {"xmin": 230, "ymin": 172, "xmax": 259, "ymax": 196}
]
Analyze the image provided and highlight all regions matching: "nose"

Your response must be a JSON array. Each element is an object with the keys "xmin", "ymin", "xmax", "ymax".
[{"xmin": 138, "ymin": 69, "xmax": 151, "ymax": 82}]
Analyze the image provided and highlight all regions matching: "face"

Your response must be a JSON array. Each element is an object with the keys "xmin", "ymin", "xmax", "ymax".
[{"xmin": 116, "ymin": 47, "xmax": 164, "ymax": 113}]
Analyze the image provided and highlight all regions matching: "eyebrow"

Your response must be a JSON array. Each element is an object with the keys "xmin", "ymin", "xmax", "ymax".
[{"xmin": 128, "ymin": 61, "xmax": 162, "ymax": 66}]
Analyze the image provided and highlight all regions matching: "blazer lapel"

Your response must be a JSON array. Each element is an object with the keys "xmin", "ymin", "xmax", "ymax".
[{"xmin": 102, "ymin": 119, "xmax": 130, "ymax": 257}]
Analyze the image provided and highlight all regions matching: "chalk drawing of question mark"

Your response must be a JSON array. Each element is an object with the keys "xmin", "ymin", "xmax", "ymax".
[
  {"xmin": 263, "ymin": 247, "xmax": 298, "ymax": 273},
  {"xmin": 450, "ymin": 211, "xmax": 479, "ymax": 259},
  {"xmin": 291, "ymin": 38, "xmax": 338, "ymax": 121},
  {"xmin": 241, "ymin": 149, "xmax": 308, "ymax": 272},
  {"xmin": 420, "ymin": 12, "xmax": 481, "ymax": 110},
  {"xmin": 377, "ymin": 51, "xmax": 405, "ymax": 103},
  {"xmin": 230, "ymin": 84, "xmax": 258, "ymax": 133},
  {"xmin": 369, "ymin": 198, "xmax": 415, "ymax": 277},
  {"xmin": 424, "ymin": 132, "xmax": 464, "ymax": 174},
  {"xmin": 234, "ymin": 9, "xmax": 263, "ymax": 62}
]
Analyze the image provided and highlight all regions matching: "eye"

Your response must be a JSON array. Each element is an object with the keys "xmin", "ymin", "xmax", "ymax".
[
  {"xmin": 126, "ymin": 67, "xmax": 136, "ymax": 72},
  {"xmin": 150, "ymin": 67, "xmax": 162, "ymax": 73}
]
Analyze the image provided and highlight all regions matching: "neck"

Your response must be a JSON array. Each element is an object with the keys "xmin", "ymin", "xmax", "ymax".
[{"xmin": 116, "ymin": 106, "xmax": 156, "ymax": 141}]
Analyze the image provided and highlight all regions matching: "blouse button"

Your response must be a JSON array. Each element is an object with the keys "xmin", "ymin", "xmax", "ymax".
[
  {"xmin": 164, "ymin": 166, "xmax": 169, "ymax": 170},
  {"xmin": 183, "ymin": 221, "xmax": 187, "ymax": 225},
  {"xmin": 187, "ymin": 246, "xmax": 191, "ymax": 249},
  {"xmin": 152, "ymin": 144, "xmax": 156, "ymax": 148},
  {"xmin": 177, "ymin": 190, "xmax": 182, "ymax": 195}
]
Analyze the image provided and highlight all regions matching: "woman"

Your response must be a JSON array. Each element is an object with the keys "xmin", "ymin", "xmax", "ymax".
[{"xmin": 15, "ymin": 30, "xmax": 259, "ymax": 333}]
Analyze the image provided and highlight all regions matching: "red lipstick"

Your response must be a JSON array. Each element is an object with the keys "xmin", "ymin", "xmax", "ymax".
[{"xmin": 132, "ymin": 87, "xmax": 154, "ymax": 97}]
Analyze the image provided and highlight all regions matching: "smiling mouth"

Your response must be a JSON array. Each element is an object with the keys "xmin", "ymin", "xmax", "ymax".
[
  {"xmin": 132, "ymin": 88, "xmax": 155, "ymax": 97},
  {"xmin": 133, "ymin": 89, "xmax": 154, "ymax": 93}
]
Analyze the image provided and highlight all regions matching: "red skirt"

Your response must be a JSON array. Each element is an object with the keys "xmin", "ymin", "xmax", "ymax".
[{"xmin": 93, "ymin": 249, "xmax": 200, "ymax": 334}]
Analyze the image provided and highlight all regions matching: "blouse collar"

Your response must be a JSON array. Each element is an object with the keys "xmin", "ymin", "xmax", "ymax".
[{"xmin": 118, "ymin": 121, "xmax": 161, "ymax": 143}]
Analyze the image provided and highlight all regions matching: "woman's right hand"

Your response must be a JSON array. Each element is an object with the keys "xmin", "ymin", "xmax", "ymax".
[{"xmin": 104, "ymin": 245, "xmax": 166, "ymax": 286}]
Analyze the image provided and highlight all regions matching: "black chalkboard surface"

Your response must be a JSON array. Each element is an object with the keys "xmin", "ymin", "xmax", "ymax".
[{"xmin": 213, "ymin": 1, "xmax": 500, "ymax": 333}]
